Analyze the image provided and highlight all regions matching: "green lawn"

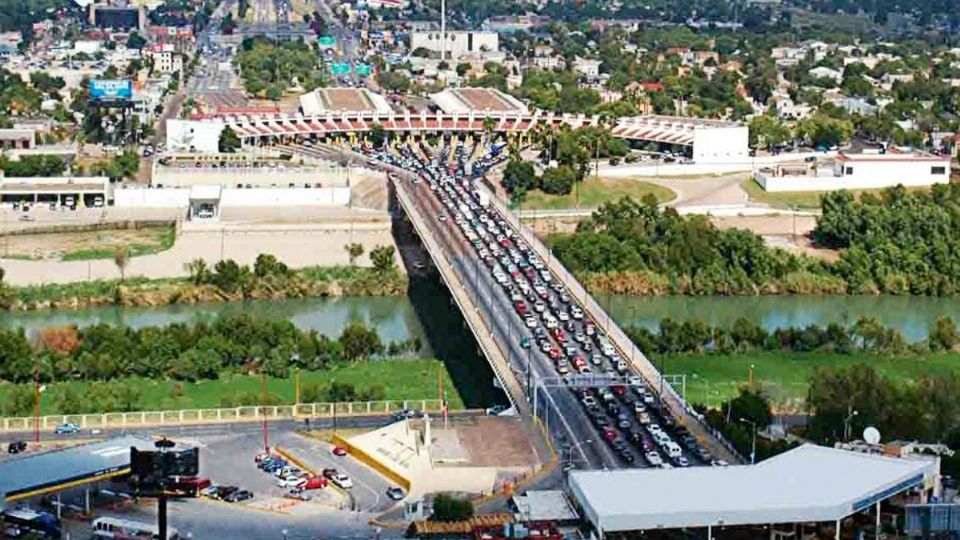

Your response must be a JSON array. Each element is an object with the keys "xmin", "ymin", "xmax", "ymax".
[
  {"xmin": 0, "ymin": 359, "xmax": 464, "ymax": 416},
  {"xmin": 741, "ymin": 179, "xmax": 938, "ymax": 210},
  {"xmin": 60, "ymin": 226, "xmax": 177, "ymax": 262},
  {"xmin": 522, "ymin": 177, "xmax": 676, "ymax": 211},
  {"xmin": 664, "ymin": 351, "xmax": 960, "ymax": 410}
]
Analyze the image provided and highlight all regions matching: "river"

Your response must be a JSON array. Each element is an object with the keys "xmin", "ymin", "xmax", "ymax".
[{"xmin": 3, "ymin": 293, "xmax": 957, "ymax": 406}]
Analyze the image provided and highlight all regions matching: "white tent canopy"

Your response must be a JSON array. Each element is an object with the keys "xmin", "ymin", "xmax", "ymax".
[{"xmin": 569, "ymin": 444, "xmax": 938, "ymax": 534}]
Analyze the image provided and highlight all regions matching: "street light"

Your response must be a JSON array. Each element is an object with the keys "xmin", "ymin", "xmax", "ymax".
[
  {"xmin": 562, "ymin": 439, "xmax": 593, "ymax": 469},
  {"xmin": 739, "ymin": 417, "xmax": 757, "ymax": 465},
  {"xmin": 843, "ymin": 406, "xmax": 859, "ymax": 442}
]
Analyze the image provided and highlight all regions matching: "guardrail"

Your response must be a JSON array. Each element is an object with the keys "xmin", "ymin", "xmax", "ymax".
[{"xmin": 0, "ymin": 399, "xmax": 448, "ymax": 433}]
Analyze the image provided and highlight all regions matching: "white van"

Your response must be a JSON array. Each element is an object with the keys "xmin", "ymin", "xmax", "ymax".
[
  {"xmin": 600, "ymin": 339, "xmax": 615, "ymax": 357},
  {"xmin": 666, "ymin": 442, "xmax": 683, "ymax": 458}
]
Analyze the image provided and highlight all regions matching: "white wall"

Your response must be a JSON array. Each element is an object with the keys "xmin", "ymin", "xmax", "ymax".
[
  {"xmin": 114, "ymin": 187, "xmax": 192, "ymax": 207},
  {"xmin": 114, "ymin": 187, "xmax": 351, "ymax": 207},
  {"xmin": 758, "ymin": 158, "xmax": 950, "ymax": 192},
  {"xmin": 165, "ymin": 119, "xmax": 224, "ymax": 154},
  {"xmin": 221, "ymin": 187, "xmax": 350, "ymax": 206},
  {"xmin": 410, "ymin": 31, "xmax": 498, "ymax": 60},
  {"xmin": 692, "ymin": 125, "xmax": 750, "ymax": 165}
]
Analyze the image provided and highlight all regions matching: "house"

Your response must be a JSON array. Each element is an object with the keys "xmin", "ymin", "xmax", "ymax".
[
  {"xmin": 144, "ymin": 43, "xmax": 182, "ymax": 74},
  {"xmin": 808, "ymin": 66, "xmax": 844, "ymax": 83},
  {"xmin": 572, "ymin": 57, "xmax": 602, "ymax": 80},
  {"xmin": 756, "ymin": 149, "xmax": 950, "ymax": 192}
]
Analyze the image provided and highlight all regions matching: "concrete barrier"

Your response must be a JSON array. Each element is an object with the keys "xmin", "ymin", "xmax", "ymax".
[{"xmin": 330, "ymin": 433, "xmax": 412, "ymax": 492}]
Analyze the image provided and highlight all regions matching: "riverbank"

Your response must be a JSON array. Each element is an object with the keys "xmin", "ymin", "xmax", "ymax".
[
  {"xmin": 665, "ymin": 350, "xmax": 960, "ymax": 410},
  {"xmin": 0, "ymin": 359, "xmax": 463, "ymax": 416},
  {"xmin": 0, "ymin": 265, "xmax": 407, "ymax": 311}
]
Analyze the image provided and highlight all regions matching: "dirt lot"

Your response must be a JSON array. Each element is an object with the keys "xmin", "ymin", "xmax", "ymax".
[
  {"xmin": 456, "ymin": 88, "xmax": 516, "ymax": 111},
  {"xmin": 455, "ymin": 417, "xmax": 539, "ymax": 467},
  {"xmin": 0, "ymin": 225, "xmax": 174, "ymax": 261}
]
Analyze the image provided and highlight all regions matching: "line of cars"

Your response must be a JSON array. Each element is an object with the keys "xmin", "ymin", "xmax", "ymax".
[
  {"xmin": 255, "ymin": 451, "xmax": 353, "ymax": 502},
  {"xmin": 360, "ymin": 137, "xmax": 715, "ymax": 470}
]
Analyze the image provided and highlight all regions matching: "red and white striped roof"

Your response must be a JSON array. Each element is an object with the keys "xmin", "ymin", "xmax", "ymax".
[{"xmin": 217, "ymin": 111, "xmax": 739, "ymax": 147}]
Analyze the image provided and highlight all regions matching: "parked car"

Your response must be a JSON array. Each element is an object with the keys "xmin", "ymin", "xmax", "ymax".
[
  {"xmin": 302, "ymin": 476, "xmax": 328, "ymax": 490},
  {"xmin": 284, "ymin": 489, "xmax": 312, "ymax": 501},
  {"xmin": 332, "ymin": 446, "xmax": 348, "ymax": 457},
  {"xmin": 386, "ymin": 487, "xmax": 406, "ymax": 500},
  {"xmin": 7, "ymin": 441, "xmax": 27, "ymax": 454},
  {"xmin": 224, "ymin": 489, "xmax": 253, "ymax": 503},
  {"xmin": 54, "ymin": 423, "xmax": 80, "ymax": 435},
  {"xmin": 330, "ymin": 473, "xmax": 353, "ymax": 489}
]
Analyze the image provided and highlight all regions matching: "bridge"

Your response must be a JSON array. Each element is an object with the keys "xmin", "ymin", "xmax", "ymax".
[
  {"xmin": 202, "ymin": 110, "xmax": 749, "ymax": 165},
  {"xmin": 323, "ymin": 143, "xmax": 742, "ymax": 469}
]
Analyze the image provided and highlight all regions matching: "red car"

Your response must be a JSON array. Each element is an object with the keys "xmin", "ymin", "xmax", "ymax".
[
  {"xmin": 303, "ymin": 476, "xmax": 328, "ymax": 490},
  {"xmin": 333, "ymin": 446, "xmax": 348, "ymax": 457},
  {"xmin": 601, "ymin": 427, "xmax": 618, "ymax": 443},
  {"xmin": 548, "ymin": 346, "xmax": 561, "ymax": 360},
  {"xmin": 612, "ymin": 385, "xmax": 628, "ymax": 396},
  {"xmin": 553, "ymin": 329, "xmax": 567, "ymax": 343},
  {"xmin": 515, "ymin": 302, "xmax": 528, "ymax": 315}
]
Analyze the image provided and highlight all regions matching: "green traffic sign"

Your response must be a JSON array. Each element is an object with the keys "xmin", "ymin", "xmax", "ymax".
[
  {"xmin": 318, "ymin": 36, "xmax": 336, "ymax": 47},
  {"xmin": 354, "ymin": 63, "xmax": 372, "ymax": 76},
  {"xmin": 330, "ymin": 63, "xmax": 351, "ymax": 75}
]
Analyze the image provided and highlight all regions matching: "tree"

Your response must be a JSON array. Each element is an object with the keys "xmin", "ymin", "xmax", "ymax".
[
  {"xmin": 212, "ymin": 259, "xmax": 244, "ymax": 293},
  {"xmin": 184, "ymin": 258, "xmax": 210, "ymax": 285},
  {"xmin": 339, "ymin": 322, "xmax": 381, "ymax": 361},
  {"xmin": 114, "ymin": 245, "xmax": 130, "ymax": 281},
  {"xmin": 345, "ymin": 243, "xmax": 364, "ymax": 266},
  {"xmin": 0, "ymin": 384, "xmax": 34, "ymax": 416},
  {"xmin": 219, "ymin": 125, "xmax": 241, "ymax": 153},
  {"xmin": 930, "ymin": 317, "xmax": 959, "ymax": 351},
  {"xmin": 431, "ymin": 493, "xmax": 474, "ymax": 522},
  {"xmin": 114, "ymin": 149, "xmax": 140, "ymax": 180},
  {"xmin": 37, "ymin": 326, "xmax": 81, "ymax": 355},
  {"xmin": 456, "ymin": 63, "xmax": 471, "ymax": 77},
  {"xmin": 0, "ymin": 266, "xmax": 5, "ymax": 286},
  {"xmin": 369, "ymin": 123, "xmax": 385, "ymax": 148},
  {"xmin": 125, "ymin": 32, "xmax": 147, "ymax": 50},
  {"xmin": 502, "ymin": 159, "xmax": 536, "ymax": 194},
  {"xmin": 254, "ymin": 254, "xmax": 288, "ymax": 278},
  {"xmin": 370, "ymin": 245, "xmax": 395, "ymax": 274},
  {"xmin": 540, "ymin": 165, "xmax": 577, "ymax": 195}
]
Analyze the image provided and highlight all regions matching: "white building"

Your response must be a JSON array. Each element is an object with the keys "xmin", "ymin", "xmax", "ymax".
[
  {"xmin": 756, "ymin": 150, "xmax": 951, "ymax": 192},
  {"xmin": 144, "ymin": 43, "xmax": 182, "ymax": 75},
  {"xmin": 572, "ymin": 57, "xmax": 602, "ymax": 80},
  {"xmin": 410, "ymin": 31, "xmax": 498, "ymax": 61},
  {"xmin": 808, "ymin": 66, "xmax": 843, "ymax": 83},
  {"xmin": 165, "ymin": 118, "xmax": 224, "ymax": 154}
]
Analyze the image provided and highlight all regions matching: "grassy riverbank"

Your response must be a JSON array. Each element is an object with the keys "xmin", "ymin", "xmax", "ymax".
[
  {"xmin": 0, "ymin": 265, "xmax": 407, "ymax": 311},
  {"xmin": 665, "ymin": 350, "xmax": 960, "ymax": 409},
  {"xmin": 522, "ymin": 177, "xmax": 676, "ymax": 211},
  {"xmin": 0, "ymin": 359, "xmax": 464, "ymax": 416}
]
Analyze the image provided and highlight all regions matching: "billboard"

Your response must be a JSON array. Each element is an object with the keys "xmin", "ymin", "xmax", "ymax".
[{"xmin": 90, "ymin": 79, "xmax": 133, "ymax": 101}]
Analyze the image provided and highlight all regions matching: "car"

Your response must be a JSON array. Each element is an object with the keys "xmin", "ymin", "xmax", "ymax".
[
  {"xmin": 322, "ymin": 468, "xmax": 339, "ymax": 479},
  {"xmin": 54, "ymin": 423, "xmax": 80, "ymax": 435},
  {"xmin": 386, "ymin": 486, "xmax": 406, "ymax": 500},
  {"xmin": 284, "ymin": 489, "xmax": 312, "ymax": 501},
  {"xmin": 201, "ymin": 484, "xmax": 222, "ymax": 498},
  {"xmin": 7, "ymin": 441, "xmax": 27, "ymax": 454},
  {"xmin": 485, "ymin": 404, "xmax": 509, "ymax": 416},
  {"xmin": 224, "ymin": 489, "xmax": 254, "ymax": 503},
  {"xmin": 331, "ymin": 473, "xmax": 353, "ymax": 489},
  {"xmin": 645, "ymin": 451, "xmax": 663, "ymax": 466},
  {"xmin": 211, "ymin": 486, "xmax": 239, "ymax": 500},
  {"xmin": 278, "ymin": 476, "xmax": 307, "ymax": 489},
  {"xmin": 303, "ymin": 476, "xmax": 329, "ymax": 490},
  {"xmin": 332, "ymin": 446, "xmax": 348, "ymax": 457}
]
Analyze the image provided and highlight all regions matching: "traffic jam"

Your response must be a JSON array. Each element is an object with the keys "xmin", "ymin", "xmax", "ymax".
[{"xmin": 358, "ymin": 136, "xmax": 722, "ymax": 470}]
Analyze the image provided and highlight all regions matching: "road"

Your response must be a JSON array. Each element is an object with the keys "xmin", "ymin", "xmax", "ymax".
[{"xmin": 312, "ymin": 0, "xmax": 361, "ymax": 85}]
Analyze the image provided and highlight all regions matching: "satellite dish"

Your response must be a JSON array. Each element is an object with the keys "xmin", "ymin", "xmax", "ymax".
[{"xmin": 863, "ymin": 426, "xmax": 881, "ymax": 445}]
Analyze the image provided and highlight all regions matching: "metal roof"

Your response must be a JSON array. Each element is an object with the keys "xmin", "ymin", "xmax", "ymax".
[
  {"xmin": 568, "ymin": 444, "xmax": 938, "ymax": 533},
  {"xmin": 0, "ymin": 436, "xmax": 160, "ymax": 507}
]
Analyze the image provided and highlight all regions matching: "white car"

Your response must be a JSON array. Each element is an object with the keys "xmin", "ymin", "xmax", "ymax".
[
  {"xmin": 525, "ymin": 316, "xmax": 538, "ymax": 329},
  {"xmin": 331, "ymin": 473, "xmax": 353, "ymax": 489},
  {"xmin": 645, "ymin": 452, "xmax": 663, "ymax": 466},
  {"xmin": 557, "ymin": 311, "xmax": 570, "ymax": 322},
  {"xmin": 278, "ymin": 476, "xmax": 307, "ymax": 489}
]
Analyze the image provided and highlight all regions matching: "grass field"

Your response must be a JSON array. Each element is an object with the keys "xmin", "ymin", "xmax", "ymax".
[
  {"xmin": 664, "ymin": 351, "xmax": 960, "ymax": 410},
  {"xmin": 0, "ymin": 359, "xmax": 464, "ymax": 416},
  {"xmin": 1, "ymin": 225, "xmax": 177, "ymax": 262},
  {"xmin": 522, "ymin": 177, "xmax": 676, "ymax": 211},
  {"xmin": 741, "ymin": 179, "xmax": 938, "ymax": 210}
]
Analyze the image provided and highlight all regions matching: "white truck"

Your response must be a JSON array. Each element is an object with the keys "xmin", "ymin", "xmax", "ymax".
[{"xmin": 477, "ymin": 191, "xmax": 490, "ymax": 208}]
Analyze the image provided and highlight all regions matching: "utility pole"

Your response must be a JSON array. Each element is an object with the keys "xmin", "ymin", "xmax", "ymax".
[{"xmin": 440, "ymin": 0, "xmax": 446, "ymax": 63}]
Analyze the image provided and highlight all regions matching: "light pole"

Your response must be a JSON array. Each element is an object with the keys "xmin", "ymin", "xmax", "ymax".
[
  {"xmin": 843, "ymin": 406, "xmax": 859, "ymax": 442},
  {"xmin": 562, "ymin": 439, "xmax": 592, "ymax": 469},
  {"xmin": 748, "ymin": 363, "xmax": 755, "ymax": 387},
  {"xmin": 739, "ymin": 417, "xmax": 757, "ymax": 465}
]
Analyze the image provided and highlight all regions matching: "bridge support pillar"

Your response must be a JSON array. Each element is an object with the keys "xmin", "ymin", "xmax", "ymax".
[
  {"xmin": 85, "ymin": 487, "xmax": 91, "ymax": 515},
  {"xmin": 56, "ymin": 493, "xmax": 61, "ymax": 519}
]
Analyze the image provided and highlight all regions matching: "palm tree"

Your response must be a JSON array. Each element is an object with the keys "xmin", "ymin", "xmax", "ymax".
[{"xmin": 113, "ymin": 245, "xmax": 130, "ymax": 281}]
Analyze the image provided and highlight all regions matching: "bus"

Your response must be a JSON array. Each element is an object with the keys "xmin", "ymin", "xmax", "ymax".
[
  {"xmin": 92, "ymin": 517, "xmax": 180, "ymax": 540},
  {"xmin": 2, "ymin": 509, "xmax": 62, "ymax": 538}
]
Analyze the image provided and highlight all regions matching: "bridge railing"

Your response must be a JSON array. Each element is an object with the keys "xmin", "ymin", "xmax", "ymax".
[{"xmin": 0, "ymin": 399, "xmax": 448, "ymax": 433}]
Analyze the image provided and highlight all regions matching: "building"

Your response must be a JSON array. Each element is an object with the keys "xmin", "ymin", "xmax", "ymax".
[
  {"xmin": 809, "ymin": 66, "xmax": 844, "ymax": 83},
  {"xmin": 410, "ymin": 31, "xmax": 498, "ymax": 61},
  {"xmin": 755, "ymin": 150, "xmax": 951, "ymax": 192},
  {"xmin": 568, "ymin": 444, "xmax": 939, "ymax": 540},
  {"xmin": 572, "ymin": 57, "xmax": 602, "ymax": 79},
  {"xmin": 144, "ymin": 43, "xmax": 182, "ymax": 74},
  {"xmin": 0, "ymin": 31, "xmax": 21, "ymax": 54},
  {"xmin": 0, "ymin": 176, "xmax": 109, "ymax": 208},
  {"xmin": 298, "ymin": 87, "xmax": 393, "ymax": 116},
  {"xmin": 89, "ymin": 4, "xmax": 145, "ymax": 31},
  {"xmin": 165, "ymin": 118, "xmax": 224, "ymax": 153},
  {"xmin": 430, "ymin": 88, "xmax": 528, "ymax": 115},
  {"xmin": 0, "ymin": 128, "xmax": 36, "ymax": 150}
]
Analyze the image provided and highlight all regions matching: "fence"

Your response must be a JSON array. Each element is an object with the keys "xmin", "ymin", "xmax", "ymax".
[{"xmin": 0, "ymin": 399, "xmax": 447, "ymax": 433}]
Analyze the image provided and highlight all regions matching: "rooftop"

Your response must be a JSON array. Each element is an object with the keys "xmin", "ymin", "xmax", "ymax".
[
  {"xmin": 0, "ymin": 436, "xmax": 161, "ymax": 507},
  {"xmin": 299, "ymin": 87, "xmax": 394, "ymax": 116},
  {"xmin": 569, "ymin": 444, "xmax": 937, "ymax": 533},
  {"xmin": 430, "ymin": 88, "xmax": 529, "ymax": 114}
]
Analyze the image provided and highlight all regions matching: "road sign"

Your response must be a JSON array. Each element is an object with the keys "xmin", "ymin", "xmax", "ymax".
[
  {"xmin": 354, "ymin": 63, "xmax": 372, "ymax": 76},
  {"xmin": 330, "ymin": 63, "xmax": 351, "ymax": 75},
  {"xmin": 318, "ymin": 35, "xmax": 336, "ymax": 47}
]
